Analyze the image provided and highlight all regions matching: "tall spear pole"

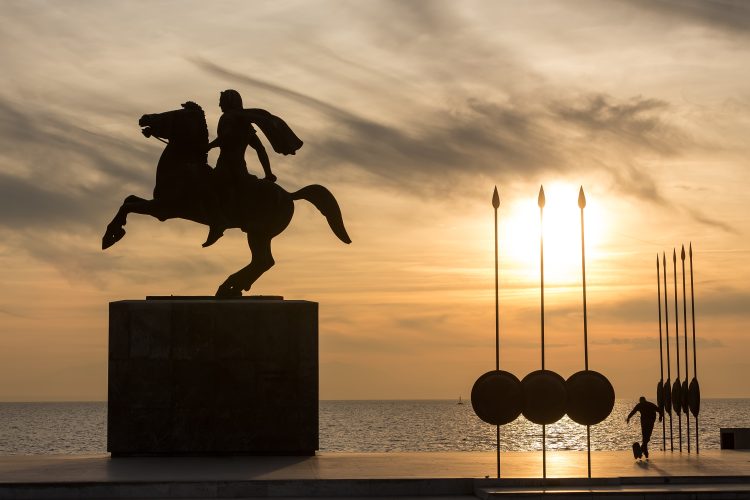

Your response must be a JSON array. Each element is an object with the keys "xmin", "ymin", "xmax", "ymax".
[
  {"xmin": 681, "ymin": 246, "xmax": 690, "ymax": 452},
  {"xmin": 689, "ymin": 243, "xmax": 699, "ymax": 453},
  {"xmin": 673, "ymin": 249, "xmax": 682, "ymax": 451},
  {"xmin": 663, "ymin": 252, "xmax": 674, "ymax": 451},
  {"xmin": 492, "ymin": 186, "xmax": 501, "ymax": 477},
  {"xmin": 657, "ymin": 256, "xmax": 666, "ymax": 451},
  {"xmin": 578, "ymin": 187, "xmax": 592, "ymax": 477},
  {"xmin": 538, "ymin": 185, "xmax": 547, "ymax": 479}
]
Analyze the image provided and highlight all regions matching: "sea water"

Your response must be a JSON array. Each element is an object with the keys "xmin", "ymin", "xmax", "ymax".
[{"xmin": 1, "ymin": 400, "xmax": 748, "ymax": 455}]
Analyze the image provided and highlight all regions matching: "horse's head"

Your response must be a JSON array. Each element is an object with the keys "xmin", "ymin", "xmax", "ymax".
[{"xmin": 139, "ymin": 102, "xmax": 208, "ymax": 155}]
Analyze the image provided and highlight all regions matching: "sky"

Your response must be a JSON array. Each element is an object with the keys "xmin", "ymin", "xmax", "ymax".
[{"xmin": 0, "ymin": 0, "xmax": 748, "ymax": 401}]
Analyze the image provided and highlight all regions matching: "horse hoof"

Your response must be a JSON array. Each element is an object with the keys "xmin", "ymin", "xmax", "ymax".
[
  {"xmin": 102, "ymin": 226, "xmax": 126, "ymax": 250},
  {"xmin": 215, "ymin": 282, "xmax": 242, "ymax": 298}
]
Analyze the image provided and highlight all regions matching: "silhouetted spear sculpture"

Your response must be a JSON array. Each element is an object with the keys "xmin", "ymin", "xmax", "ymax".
[
  {"xmin": 470, "ymin": 186, "xmax": 523, "ymax": 479},
  {"xmin": 101, "ymin": 99, "xmax": 351, "ymax": 297}
]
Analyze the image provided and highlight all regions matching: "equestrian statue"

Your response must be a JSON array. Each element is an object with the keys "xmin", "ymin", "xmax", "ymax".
[{"xmin": 102, "ymin": 90, "xmax": 351, "ymax": 297}]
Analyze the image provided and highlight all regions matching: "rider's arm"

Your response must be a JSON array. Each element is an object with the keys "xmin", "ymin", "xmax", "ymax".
[{"xmin": 248, "ymin": 132, "xmax": 276, "ymax": 182}]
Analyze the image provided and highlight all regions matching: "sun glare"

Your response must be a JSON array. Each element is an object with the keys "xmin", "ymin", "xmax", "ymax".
[{"xmin": 501, "ymin": 183, "xmax": 606, "ymax": 289}]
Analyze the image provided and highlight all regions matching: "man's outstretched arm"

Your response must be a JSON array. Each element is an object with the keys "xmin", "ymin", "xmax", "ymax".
[
  {"xmin": 626, "ymin": 406, "xmax": 639, "ymax": 423},
  {"xmin": 248, "ymin": 133, "xmax": 275, "ymax": 182}
]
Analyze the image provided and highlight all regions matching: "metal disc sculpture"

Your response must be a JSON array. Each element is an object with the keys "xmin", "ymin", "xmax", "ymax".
[
  {"xmin": 470, "ymin": 186, "xmax": 523, "ymax": 478},
  {"xmin": 671, "ymin": 249, "xmax": 683, "ymax": 451},
  {"xmin": 519, "ymin": 185, "xmax": 568, "ymax": 479},
  {"xmin": 688, "ymin": 243, "xmax": 701, "ymax": 452},
  {"xmin": 680, "ymin": 245, "xmax": 691, "ymax": 452},
  {"xmin": 564, "ymin": 187, "xmax": 614, "ymax": 478},
  {"xmin": 662, "ymin": 252, "xmax": 674, "ymax": 451},
  {"xmin": 656, "ymin": 255, "xmax": 666, "ymax": 451},
  {"xmin": 472, "ymin": 185, "xmax": 615, "ymax": 478},
  {"xmin": 472, "ymin": 370, "xmax": 523, "ymax": 426},
  {"xmin": 566, "ymin": 370, "xmax": 614, "ymax": 426},
  {"xmin": 658, "ymin": 244, "xmax": 701, "ymax": 455},
  {"xmin": 522, "ymin": 369, "xmax": 568, "ymax": 425}
]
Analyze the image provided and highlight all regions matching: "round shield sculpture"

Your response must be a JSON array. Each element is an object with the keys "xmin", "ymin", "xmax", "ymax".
[
  {"xmin": 664, "ymin": 377, "xmax": 672, "ymax": 414},
  {"xmin": 671, "ymin": 379, "xmax": 682, "ymax": 415},
  {"xmin": 521, "ymin": 369, "xmax": 567, "ymax": 425},
  {"xmin": 681, "ymin": 379, "xmax": 689, "ymax": 413},
  {"xmin": 471, "ymin": 370, "xmax": 523, "ymax": 426},
  {"xmin": 688, "ymin": 377, "xmax": 700, "ymax": 417},
  {"xmin": 565, "ymin": 370, "xmax": 615, "ymax": 426},
  {"xmin": 656, "ymin": 380, "xmax": 665, "ymax": 411}
]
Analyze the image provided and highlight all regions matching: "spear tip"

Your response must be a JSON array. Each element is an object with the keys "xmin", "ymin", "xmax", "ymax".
[
  {"xmin": 538, "ymin": 185, "xmax": 546, "ymax": 208},
  {"xmin": 663, "ymin": 251, "xmax": 666, "ymax": 265},
  {"xmin": 673, "ymin": 248, "xmax": 676, "ymax": 262},
  {"xmin": 657, "ymin": 254, "xmax": 660, "ymax": 268},
  {"xmin": 578, "ymin": 186, "xmax": 586, "ymax": 209},
  {"xmin": 689, "ymin": 242, "xmax": 693, "ymax": 257},
  {"xmin": 492, "ymin": 186, "xmax": 500, "ymax": 209},
  {"xmin": 681, "ymin": 245, "xmax": 686, "ymax": 260}
]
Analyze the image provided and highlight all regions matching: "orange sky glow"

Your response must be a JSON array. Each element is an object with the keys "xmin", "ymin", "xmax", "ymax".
[{"xmin": 0, "ymin": 1, "xmax": 749, "ymax": 401}]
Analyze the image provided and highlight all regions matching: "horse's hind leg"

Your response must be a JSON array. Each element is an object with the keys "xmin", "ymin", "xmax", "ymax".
[{"xmin": 215, "ymin": 234, "xmax": 275, "ymax": 297}]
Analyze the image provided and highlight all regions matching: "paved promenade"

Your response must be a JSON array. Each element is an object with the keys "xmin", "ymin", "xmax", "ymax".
[{"xmin": 1, "ymin": 450, "xmax": 748, "ymax": 498}]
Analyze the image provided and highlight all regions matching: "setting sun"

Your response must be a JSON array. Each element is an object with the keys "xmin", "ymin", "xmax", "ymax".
[{"xmin": 502, "ymin": 183, "xmax": 607, "ymax": 291}]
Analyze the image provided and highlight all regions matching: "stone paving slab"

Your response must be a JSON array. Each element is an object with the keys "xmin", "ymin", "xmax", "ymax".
[
  {"xmin": 2, "ymin": 450, "xmax": 749, "ymax": 482},
  {"xmin": 0, "ymin": 451, "xmax": 749, "ymax": 499}
]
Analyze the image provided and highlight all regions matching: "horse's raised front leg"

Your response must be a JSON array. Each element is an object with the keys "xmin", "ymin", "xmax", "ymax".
[
  {"xmin": 215, "ymin": 234, "xmax": 275, "ymax": 297},
  {"xmin": 102, "ymin": 195, "xmax": 148, "ymax": 249},
  {"xmin": 102, "ymin": 196, "xmax": 179, "ymax": 249}
]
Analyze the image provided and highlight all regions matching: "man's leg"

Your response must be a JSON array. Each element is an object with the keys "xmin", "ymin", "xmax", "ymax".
[{"xmin": 642, "ymin": 421, "xmax": 654, "ymax": 459}]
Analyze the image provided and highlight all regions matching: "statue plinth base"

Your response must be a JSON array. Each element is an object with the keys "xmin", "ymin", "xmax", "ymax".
[{"xmin": 107, "ymin": 298, "xmax": 318, "ymax": 456}]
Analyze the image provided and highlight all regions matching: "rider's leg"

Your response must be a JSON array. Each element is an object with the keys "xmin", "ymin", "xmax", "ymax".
[{"xmin": 202, "ymin": 175, "xmax": 235, "ymax": 248}]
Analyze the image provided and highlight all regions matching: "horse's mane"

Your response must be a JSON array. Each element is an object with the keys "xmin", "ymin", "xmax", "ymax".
[{"xmin": 180, "ymin": 101, "xmax": 209, "ymax": 154}]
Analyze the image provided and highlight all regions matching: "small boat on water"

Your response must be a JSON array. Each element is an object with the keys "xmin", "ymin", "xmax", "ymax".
[{"xmin": 457, "ymin": 396, "xmax": 464, "ymax": 405}]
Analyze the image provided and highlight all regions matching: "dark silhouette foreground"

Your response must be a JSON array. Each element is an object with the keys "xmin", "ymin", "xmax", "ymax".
[
  {"xmin": 102, "ymin": 96, "xmax": 350, "ymax": 297},
  {"xmin": 627, "ymin": 396, "xmax": 663, "ymax": 459}
]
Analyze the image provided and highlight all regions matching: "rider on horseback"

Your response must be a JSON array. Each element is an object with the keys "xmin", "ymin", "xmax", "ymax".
[{"xmin": 203, "ymin": 89, "xmax": 303, "ymax": 248}]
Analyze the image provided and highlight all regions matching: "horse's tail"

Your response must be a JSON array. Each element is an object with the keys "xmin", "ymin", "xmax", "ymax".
[{"xmin": 291, "ymin": 185, "xmax": 352, "ymax": 244}]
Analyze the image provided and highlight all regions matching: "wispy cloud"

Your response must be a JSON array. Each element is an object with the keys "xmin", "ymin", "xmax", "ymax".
[
  {"xmin": 591, "ymin": 336, "xmax": 725, "ymax": 350},
  {"xmin": 192, "ymin": 57, "xmax": 701, "ymax": 207},
  {"xmin": 626, "ymin": 0, "xmax": 750, "ymax": 35}
]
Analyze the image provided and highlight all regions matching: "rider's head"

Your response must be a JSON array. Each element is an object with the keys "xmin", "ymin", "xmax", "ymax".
[
  {"xmin": 219, "ymin": 89, "xmax": 243, "ymax": 112},
  {"xmin": 639, "ymin": 396, "xmax": 646, "ymax": 403}
]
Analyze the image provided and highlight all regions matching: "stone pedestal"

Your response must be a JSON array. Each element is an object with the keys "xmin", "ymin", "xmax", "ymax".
[{"xmin": 107, "ymin": 298, "xmax": 318, "ymax": 455}]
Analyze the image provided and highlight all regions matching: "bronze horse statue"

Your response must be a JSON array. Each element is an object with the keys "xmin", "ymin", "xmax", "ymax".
[{"xmin": 102, "ymin": 102, "xmax": 351, "ymax": 297}]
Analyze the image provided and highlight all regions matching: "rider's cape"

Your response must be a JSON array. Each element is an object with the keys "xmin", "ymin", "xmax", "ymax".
[{"xmin": 245, "ymin": 109, "xmax": 303, "ymax": 155}]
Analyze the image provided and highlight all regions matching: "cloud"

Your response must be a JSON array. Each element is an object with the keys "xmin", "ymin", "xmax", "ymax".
[
  {"xmin": 0, "ymin": 0, "xmax": 743, "ymax": 289},
  {"xmin": 591, "ymin": 336, "xmax": 725, "ymax": 350},
  {"xmin": 562, "ymin": 287, "xmax": 750, "ymax": 328},
  {"xmin": 192, "ymin": 57, "xmax": 700, "ymax": 204},
  {"xmin": 0, "ymin": 97, "xmax": 156, "ymax": 231},
  {"xmin": 698, "ymin": 288, "xmax": 750, "ymax": 317},
  {"xmin": 626, "ymin": 0, "xmax": 750, "ymax": 35},
  {"xmin": 684, "ymin": 207, "xmax": 738, "ymax": 234},
  {"xmin": 0, "ymin": 171, "xmax": 88, "ymax": 228},
  {"xmin": 553, "ymin": 94, "xmax": 686, "ymax": 157}
]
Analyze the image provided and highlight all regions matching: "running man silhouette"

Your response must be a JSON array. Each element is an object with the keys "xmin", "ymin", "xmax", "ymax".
[{"xmin": 626, "ymin": 396, "xmax": 663, "ymax": 459}]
